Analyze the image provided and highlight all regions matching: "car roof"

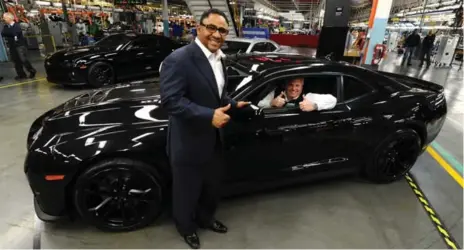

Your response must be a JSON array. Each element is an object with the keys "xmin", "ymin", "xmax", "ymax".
[
  {"xmin": 109, "ymin": 33, "xmax": 166, "ymax": 40},
  {"xmin": 225, "ymin": 37, "xmax": 271, "ymax": 43},
  {"xmin": 226, "ymin": 53, "xmax": 336, "ymax": 73}
]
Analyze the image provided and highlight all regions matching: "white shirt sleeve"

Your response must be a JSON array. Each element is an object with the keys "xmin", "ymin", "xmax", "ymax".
[
  {"xmin": 304, "ymin": 93, "xmax": 337, "ymax": 111},
  {"xmin": 257, "ymin": 89, "xmax": 275, "ymax": 108}
]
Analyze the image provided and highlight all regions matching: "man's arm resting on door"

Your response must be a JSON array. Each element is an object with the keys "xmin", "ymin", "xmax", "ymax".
[
  {"xmin": 159, "ymin": 55, "xmax": 214, "ymax": 124},
  {"xmin": 305, "ymin": 93, "xmax": 337, "ymax": 111}
]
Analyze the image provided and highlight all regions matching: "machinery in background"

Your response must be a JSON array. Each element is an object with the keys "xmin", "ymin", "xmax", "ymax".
[
  {"xmin": 387, "ymin": 31, "xmax": 399, "ymax": 52},
  {"xmin": 432, "ymin": 35, "xmax": 461, "ymax": 67}
]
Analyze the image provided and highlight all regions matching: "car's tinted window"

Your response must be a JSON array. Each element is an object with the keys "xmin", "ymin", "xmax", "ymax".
[
  {"xmin": 343, "ymin": 76, "xmax": 373, "ymax": 101},
  {"xmin": 131, "ymin": 36, "xmax": 159, "ymax": 49},
  {"xmin": 301, "ymin": 75, "xmax": 338, "ymax": 97},
  {"xmin": 247, "ymin": 74, "xmax": 339, "ymax": 106},
  {"xmin": 266, "ymin": 42, "xmax": 277, "ymax": 51},
  {"xmin": 158, "ymin": 36, "xmax": 174, "ymax": 48},
  {"xmin": 221, "ymin": 41, "xmax": 250, "ymax": 54},
  {"xmin": 251, "ymin": 42, "xmax": 267, "ymax": 52},
  {"xmin": 95, "ymin": 34, "xmax": 133, "ymax": 48}
]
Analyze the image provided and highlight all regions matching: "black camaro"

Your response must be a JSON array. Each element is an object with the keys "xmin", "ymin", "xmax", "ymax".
[
  {"xmin": 44, "ymin": 33, "xmax": 187, "ymax": 87},
  {"xmin": 26, "ymin": 54, "xmax": 447, "ymax": 232}
]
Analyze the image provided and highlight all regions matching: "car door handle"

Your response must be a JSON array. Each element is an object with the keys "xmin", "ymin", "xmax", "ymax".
[{"xmin": 258, "ymin": 128, "xmax": 283, "ymax": 136}]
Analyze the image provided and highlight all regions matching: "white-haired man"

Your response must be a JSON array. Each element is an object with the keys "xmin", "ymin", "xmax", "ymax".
[{"xmin": 2, "ymin": 12, "xmax": 36, "ymax": 80}]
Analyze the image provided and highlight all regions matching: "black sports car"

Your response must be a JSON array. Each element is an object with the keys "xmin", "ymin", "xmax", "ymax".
[
  {"xmin": 26, "ymin": 54, "xmax": 447, "ymax": 232},
  {"xmin": 44, "ymin": 33, "xmax": 188, "ymax": 87}
]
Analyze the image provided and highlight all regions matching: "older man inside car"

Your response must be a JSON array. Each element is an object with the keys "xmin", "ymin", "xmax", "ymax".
[{"xmin": 258, "ymin": 77, "xmax": 337, "ymax": 111}]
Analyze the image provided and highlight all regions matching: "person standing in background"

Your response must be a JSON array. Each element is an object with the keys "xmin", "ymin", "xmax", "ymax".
[
  {"xmin": 401, "ymin": 29, "xmax": 421, "ymax": 66},
  {"xmin": 1, "ymin": 12, "xmax": 36, "ymax": 80},
  {"xmin": 419, "ymin": 31, "xmax": 436, "ymax": 67},
  {"xmin": 159, "ymin": 8, "xmax": 250, "ymax": 249}
]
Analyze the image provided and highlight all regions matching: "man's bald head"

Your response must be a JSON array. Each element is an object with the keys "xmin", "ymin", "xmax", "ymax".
[{"xmin": 3, "ymin": 12, "xmax": 15, "ymax": 23}]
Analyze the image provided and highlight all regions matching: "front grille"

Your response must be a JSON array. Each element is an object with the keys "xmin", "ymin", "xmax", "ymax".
[{"xmin": 46, "ymin": 66, "xmax": 71, "ymax": 82}]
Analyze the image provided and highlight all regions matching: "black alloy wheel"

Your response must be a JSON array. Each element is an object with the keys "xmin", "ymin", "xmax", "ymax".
[
  {"xmin": 87, "ymin": 62, "xmax": 114, "ymax": 87},
  {"xmin": 74, "ymin": 159, "xmax": 164, "ymax": 232},
  {"xmin": 366, "ymin": 129, "xmax": 422, "ymax": 183}
]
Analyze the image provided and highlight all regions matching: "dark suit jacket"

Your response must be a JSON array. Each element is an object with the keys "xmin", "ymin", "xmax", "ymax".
[
  {"xmin": 159, "ymin": 41, "xmax": 237, "ymax": 166},
  {"xmin": 1, "ymin": 22, "xmax": 27, "ymax": 49}
]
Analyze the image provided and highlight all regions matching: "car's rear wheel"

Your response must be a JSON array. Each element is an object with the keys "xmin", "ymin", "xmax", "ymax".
[
  {"xmin": 365, "ymin": 129, "xmax": 422, "ymax": 183},
  {"xmin": 73, "ymin": 158, "xmax": 164, "ymax": 232},
  {"xmin": 87, "ymin": 62, "xmax": 114, "ymax": 88}
]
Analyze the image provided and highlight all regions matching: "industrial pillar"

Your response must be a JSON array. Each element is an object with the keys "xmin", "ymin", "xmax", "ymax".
[
  {"xmin": 316, "ymin": 0, "xmax": 351, "ymax": 61},
  {"xmin": 162, "ymin": 0, "xmax": 169, "ymax": 37},
  {"xmin": 362, "ymin": 0, "xmax": 394, "ymax": 65}
]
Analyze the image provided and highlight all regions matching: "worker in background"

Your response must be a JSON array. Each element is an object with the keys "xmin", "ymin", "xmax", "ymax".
[
  {"xmin": 1, "ymin": 12, "xmax": 36, "ymax": 80},
  {"xmin": 401, "ymin": 29, "xmax": 421, "ymax": 66},
  {"xmin": 419, "ymin": 31, "xmax": 436, "ymax": 67}
]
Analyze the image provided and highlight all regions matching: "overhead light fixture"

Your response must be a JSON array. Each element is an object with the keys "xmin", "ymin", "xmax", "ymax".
[{"xmin": 35, "ymin": 1, "xmax": 51, "ymax": 5}]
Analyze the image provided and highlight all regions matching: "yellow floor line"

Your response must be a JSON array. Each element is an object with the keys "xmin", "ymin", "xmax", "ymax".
[
  {"xmin": 0, "ymin": 77, "xmax": 46, "ymax": 89},
  {"xmin": 427, "ymin": 146, "xmax": 464, "ymax": 188}
]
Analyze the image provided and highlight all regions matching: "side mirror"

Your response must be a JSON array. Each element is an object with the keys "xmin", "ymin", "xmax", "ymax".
[
  {"xmin": 250, "ymin": 104, "xmax": 264, "ymax": 117},
  {"xmin": 232, "ymin": 104, "xmax": 262, "ymax": 122}
]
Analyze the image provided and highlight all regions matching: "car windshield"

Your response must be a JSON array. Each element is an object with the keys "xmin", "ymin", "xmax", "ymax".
[
  {"xmin": 221, "ymin": 41, "xmax": 250, "ymax": 54},
  {"xmin": 95, "ymin": 34, "xmax": 134, "ymax": 49}
]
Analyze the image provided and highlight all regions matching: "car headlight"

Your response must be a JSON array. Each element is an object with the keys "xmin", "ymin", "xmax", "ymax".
[
  {"xmin": 27, "ymin": 125, "xmax": 43, "ymax": 149},
  {"xmin": 74, "ymin": 60, "xmax": 88, "ymax": 69},
  {"xmin": 32, "ymin": 126, "xmax": 43, "ymax": 141}
]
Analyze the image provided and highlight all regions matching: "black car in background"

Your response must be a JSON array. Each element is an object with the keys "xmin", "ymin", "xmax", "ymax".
[
  {"xmin": 26, "ymin": 54, "xmax": 447, "ymax": 232},
  {"xmin": 44, "ymin": 33, "xmax": 187, "ymax": 87}
]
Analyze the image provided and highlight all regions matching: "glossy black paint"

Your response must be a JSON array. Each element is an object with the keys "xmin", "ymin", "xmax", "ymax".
[
  {"xmin": 44, "ymin": 33, "xmax": 186, "ymax": 86},
  {"xmin": 26, "ymin": 53, "xmax": 447, "ymax": 220}
]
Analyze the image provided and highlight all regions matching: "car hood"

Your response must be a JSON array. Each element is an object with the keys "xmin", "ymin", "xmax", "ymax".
[
  {"xmin": 27, "ymin": 82, "xmax": 170, "ymax": 150},
  {"xmin": 42, "ymin": 82, "xmax": 169, "ymax": 130},
  {"xmin": 48, "ymin": 45, "xmax": 112, "ymax": 60},
  {"xmin": 60, "ymin": 82, "xmax": 162, "ymax": 110}
]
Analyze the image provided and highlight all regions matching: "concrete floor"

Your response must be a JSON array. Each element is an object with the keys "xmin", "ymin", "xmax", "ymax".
[{"xmin": 0, "ymin": 50, "xmax": 462, "ymax": 249}]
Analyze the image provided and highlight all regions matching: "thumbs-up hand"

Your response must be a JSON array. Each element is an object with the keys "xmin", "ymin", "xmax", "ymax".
[
  {"xmin": 299, "ymin": 96, "xmax": 316, "ymax": 112},
  {"xmin": 236, "ymin": 101, "xmax": 251, "ymax": 108},
  {"xmin": 212, "ymin": 104, "xmax": 231, "ymax": 128},
  {"xmin": 271, "ymin": 91, "xmax": 286, "ymax": 108}
]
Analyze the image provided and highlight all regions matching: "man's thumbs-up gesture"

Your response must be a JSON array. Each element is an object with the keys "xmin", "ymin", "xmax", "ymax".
[
  {"xmin": 212, "ymin": 104, "xmax": 232, "ymax": 128},
  {"xmin": 271, "ymin": 91, "xmax": 286, "ymax": 108},
  {"xmin": 299, "ymin": 94, "xmax": 317, "ymax": 112}
]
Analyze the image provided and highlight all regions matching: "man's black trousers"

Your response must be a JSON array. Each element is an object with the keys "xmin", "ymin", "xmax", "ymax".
[
  {"xmin": 171, "ymin": 136, "xmax": 225, "ymax": 236},
  {"xmin": 419, "ymin": 49, "xmax": 432, "ymax": 66},
  {"xmin": 10, "ymin": 46, "xmax": 36, "ymax": 77}
]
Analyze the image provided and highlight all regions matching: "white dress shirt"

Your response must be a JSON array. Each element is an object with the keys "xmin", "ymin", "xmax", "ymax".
[
  {"xmin": 194, "ymin": 38, "xmax": 226, "ymax": 97},
  {"xmin": 258, "ymin": 89, "xmax": 337, "ymax": 111}
]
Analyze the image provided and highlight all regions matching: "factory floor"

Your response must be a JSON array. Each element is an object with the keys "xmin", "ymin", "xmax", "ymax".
[{"xmin": 0, "ymin": 49, "xmax": 462, "ymax": 249}]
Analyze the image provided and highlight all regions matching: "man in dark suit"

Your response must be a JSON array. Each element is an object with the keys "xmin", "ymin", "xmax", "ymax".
[
  {"xmin": 2, "ymin": 12, "xmax": 36, "ymax": 80},
  {"xmin": 159, "ymin": 8, "xmax": 250, "ymax": 249}
]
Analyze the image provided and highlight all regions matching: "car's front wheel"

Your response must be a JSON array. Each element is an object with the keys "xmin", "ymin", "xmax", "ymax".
[
  {"xmin": 87, "ymin": 62, "xmax": 115, "ymax": 87},
  {"xmin": 73, "ymin": 158, "xmax": 164, "ymax": 232},
  {"xmin": 365, "ymin": 129, "xmax": 422, "ymax": 183}
]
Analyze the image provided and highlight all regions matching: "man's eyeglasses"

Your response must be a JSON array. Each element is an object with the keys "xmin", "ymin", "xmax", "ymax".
[{"xmin": 200, "ymin": 23, "xmax": 229, "ymax": 35}]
